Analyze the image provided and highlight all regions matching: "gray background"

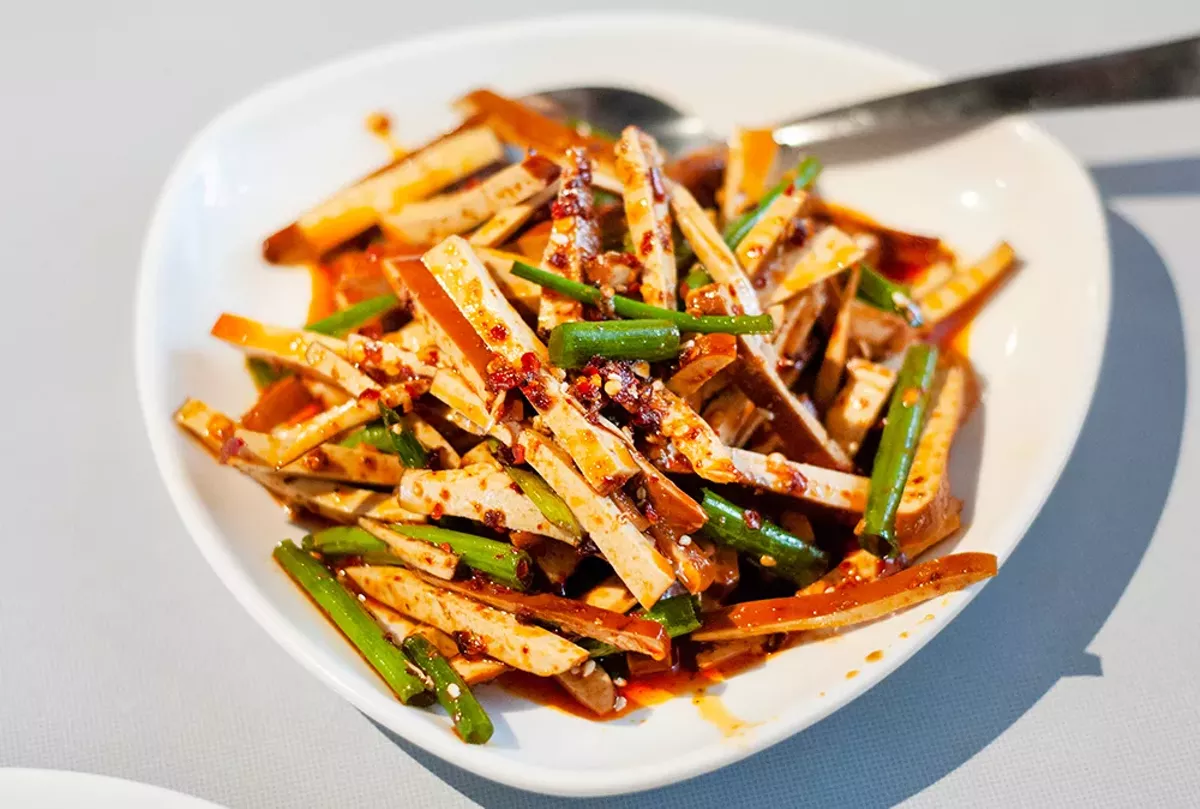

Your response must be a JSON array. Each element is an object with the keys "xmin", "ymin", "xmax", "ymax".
[{"xmin": 3, "ymin": 1, "xmax": 1198, "ymax": 806}]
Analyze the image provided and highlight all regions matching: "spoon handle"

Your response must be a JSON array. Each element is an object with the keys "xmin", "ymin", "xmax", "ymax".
[{"xmin": 773, "ymin": 34, "xmax": 1200, "ymax": 148}]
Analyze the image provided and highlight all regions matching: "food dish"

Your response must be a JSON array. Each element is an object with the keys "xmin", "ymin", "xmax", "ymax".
[
  {"xmin": 138, "ymin": 14, "xmax": 1104, "ymax": 792},
  {"xmin": 175, "ymin": 81, "xmax": 1015, "ymax": 744}
]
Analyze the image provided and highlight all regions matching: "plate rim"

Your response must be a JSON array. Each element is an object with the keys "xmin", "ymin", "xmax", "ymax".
[{"xmin": 134, "ymin": 10, "xmax": 1111, "ymax": 797}]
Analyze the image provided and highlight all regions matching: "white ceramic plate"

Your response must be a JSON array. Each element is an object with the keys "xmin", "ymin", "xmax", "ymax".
[
  {"xmin": 135, "ymin": 12, "xmax": 1108, "ymax": 797},
  {"xmin": 0, "ymin": 769, "xmax": 226, "ymax": 809}
]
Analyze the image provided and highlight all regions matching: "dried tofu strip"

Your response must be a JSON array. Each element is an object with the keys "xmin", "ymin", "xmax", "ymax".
[
  {"xmin": 380, "ymin": 155, "xmax": 560, "ymax": 244},
  {"xmin": 671, "ymin": 182, "xmax": 760, "ymax": 307},
  {"xmin": 455, "ymin": 89, "xmax": 621, "ymax": 192},
  {"xmin": 517, "ymin": 430, "xmax": 674, "ymax": 609},
  {"xmin": 347, "ymin": 566, "xmax": 586, "ymax": 676},
  {"xmin": 264, "ymin": 125, "xmax": 504, "ymax": 262},
  {"xmin": 555, "ymin": 665, "xmax": 616, "ymax": 715},
  {"xmin": 702, "ymin": 386, "xmax": 762, "ymax": 448},
  {"xmin": 404, "ymin": 413, "xmax": 461, "ymax": 469},
  {"xmin": 538, "ymin": 148, "xmax": 598, "ymax": 333},
  {"xmin": 427, "ymin": 576, "xmax": 670, "ymax": 659},
  {"xmin": 380, "ymin": 255, "xmax": 501, "ymax": 416},
  {"xmin": 581, "ymin": 576, "xmax": 638, "ymax": 613},
  {"xmin": 357, "ymin": 517, "xmax": 460, "ymax": 580},
  {"xmin": 720, "ymin": 127, "xmax": 779, "ymax": 222},
  {"xmin": 210, "ymin": 315, "xmax": 380, "ymax": 397},
  {"xmin": 236, "ymin": 383, "xmax": 422, "ymax": 468},
  {"xmin": 474, "ymin": 247, "xmax": 544, "ymax": 317},
  {"xmin": 893, "ymin": 363, "xmax": 967, "ymax": 545},
  {"xmin": 848, "ymin": 300, "xmax": 913, "ymax": 359},
  {"xmin": 469, "ymin": 181, "xmax": 560, "ymax": 248},
  {"xmin": 813, "ymin": 267, "xmax": 861, "ymax": 409},
  {"xmin": 615, "ymin": 127, "xmax": 676, "ymax": 308},
  {"xmin": 450, "ymin": 656, "xmax": 509, "ymax": 685},
  {"xmin": 696, "ymin": 638, "xmax": 768, "ymax": 670},
  {"xmin": 673, "ymin": 192, "xmax": 851, "ymax": 469},
  {"xmin": 920, "ymin": 242, "xmax": 1017, "ymax": 325},
  {"xmin": 364, "ymin": 598, "xmax": 461, "ymax": 658},
  {"xmin": 396, "ymin": 466, "xmax": 575, "ymax": 543},
  {"xmin": 773, "ymin": 282, "xmax": 828, "ymax": 360},
  {"xmin": 728, "ymin": 448, "xmax": 869, "ymax": 512},
  {"xmin": 175, "ymin": 399, "xmax": 406, "ymax": 487},
  {"xmin": 826, "ymin": 359, "xmax": 897, "ymax": 456},
  {"xmin": 910, "ymin": 260, "xmax": 955, "ymax": 300},
  {"xmin": 652, "ymin": 522, "xmax": 717, "ymax": 595},
  {"xmin": 253, "ymin": 474, "xmax": 423, "ymax": 524},
  {"xmin": 666, "ymin": 333, "xmax": 738, "ymax": 397},
  {"xmin": 616, "ymin": 373, "xmax": 738, "ymax": 485},
  {"xmin": 734, "ymin": 185, "xmax": 807, "ymax": 277},
  {"xmin": 529, "ymin": 539, "xmax": 581, "ymax": 585},
  {"xmin": 423, "ymin": 237, "xmax": 637, "ymax": 492},
  {"xmin": 766, "ymin": 226, "xmax": 865, "ymax": 307},
  {"xmin": 693, "ymin": 553, "xmax": 997, "ymax": 641}
]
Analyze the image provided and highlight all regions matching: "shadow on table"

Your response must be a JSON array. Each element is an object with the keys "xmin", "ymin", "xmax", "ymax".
[{"xmin": 375, "ymin": 157, "xmax": 1191, "ymax": 807}]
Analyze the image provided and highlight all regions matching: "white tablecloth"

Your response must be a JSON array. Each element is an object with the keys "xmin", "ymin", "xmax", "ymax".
[{"xmin": 3, "ymin": 1, "xmax": 1198, "ymax": 806}]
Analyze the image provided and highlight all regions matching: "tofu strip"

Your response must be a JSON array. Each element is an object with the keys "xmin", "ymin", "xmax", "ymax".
[
  {"xmin": 474, "ymin": 248, "xmax": 544, "ymax": 317},
  {"xmin": 673, "ymin": 186, "xmax": 851, "ymax": 469},
  {"xmin": 727, "ymin": 448, "xmax": 869, "ymax": 512},
  {"xmin": 813, "ymin": 266, "xmax": 861, "ymax": 409},
  {"xmin": 454, "ymin": 89, "xmax": 622, "ymax": 192},
  {"xmin": 175, "ymin": 399, "xmax": 405, "ymax": 487},
  {"xmin": 357, "ymin": 517, "xmax": 460, "ymax": 580},
  {"xmin": 599, "ymin": 361, "xmax": 738, "ymax": 484},
  {"xmin": 555, "ymin": 666, "xmax": 616, "ymax": 715},
  {"xmin": 396, "ymin": 466, "xmax": 575, "ymax": 543},
  {"xmin": 346, "ymin": 566, "xmax": 587, "ymax": 676},
  {"xmin": 693, "ymin": 553, "xmax": 997, "ymax": 641},
  {"xmin": 450, "ymin": 656, "xmax": 510, "ymax": 685},
  {"xmin": 382, "ymin": 255, "xmax": 491, "ymax": 378},
  {"xmin": 825, "ymin": 359, "xmax": 897, "ymax": 456},
  {"xmin": 253, "ymin": 474, "xmax": 423, "ymax": 524},
  {"xmin": 893, "ymin": 363, "xmax": 967, "ymax": 545},
  {"xmin": 425, "ymin": 576, "xmax": 670, "ymax": 659},
  {"xmin": 264, "ymin": 125, "xmax": 504, "ymax": 262},
  {"xmin": 469, "ymin": 182, "xmax": 561, "ymax": 248},
  {"xmin": 422, "ymin": 237, "xmax": 638, "ymax": 492},
  {"xmin": 615, "ymin": 127, "xmax": 676, "ymax": 308},
  {"xmin": 734, "ymin": 185, "xmax": 807, "ymax": 277},
  {"xmin": 517, "ymin": 430, "xmax": 674, "ymax": 609},
  {"xmin": 381, "ymin": 155, "xmax": 560, "ymax": 244},
  {"xmin": 404, "ymin": 413, "xmax": 461, "ymax": 469},
  {"xmin": 720, "ymin": 127, "xmax": 779, "ymax": 222},
  {"xmin": 538, "ymin": 147, "xmax": 598, "ymax": 333},
  {"xmin": 345, "ymin": 335, "xmax": 492, "ymax": 432},
  {"xmin": 666, "ymin": 333, "xmax": 738, "ymax": 397},
  {"xmin": 210, "ymin": 315, "xmax": 381, "ymax": 398},
  {"xmin": 364, "ymin": 598, "xmax": 461, "ymax": 658},
  {"xmin": 581, "ymin": 576, "xmax": 638, "ymax": 613},
  {"xmin": 767, "ymin": 226, "xmax": 865, "ymax": 307},
  {"xmin": 237, "ymin": 383, "xmax": 422, "ymax": 468},
  {"xmin": 919, "ymin": 242, "xmax": 1017, "ymax": 325}
]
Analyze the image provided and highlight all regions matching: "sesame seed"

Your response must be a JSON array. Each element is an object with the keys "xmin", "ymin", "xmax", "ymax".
[
  {"xmin": 614, "ymin": 696, "xmax": 627, "ymax": 711},
  {"xmin": 582, "ymin": 660, "xmax": 596, "ymax": 677},
  {"xmin": 604, "ymin": 379, "xmax": 622, "ymax": 396},
  {"xmin": 613, "ymin": 677, "xmax": 627, "ymax": 687},
  {"xmin": 357, "ymin": 593, "xmax": 367, "ymax": 601},
  {"xmin": 636, "ymin": 486, "xmax": 647, "ymax": 500},
  {"xmin": 759, "ymin": 554, "xmax": 777, "ymax": 567},
  {"xmin": 679, "ymin": 535, "xmax": 692, "ymax": 546},
  {"xmin": 570, "ymin": 666, "xmax": 581, "ymax": 676},
  {"xmin": 446, "ymin": 683, "xmax": 461, "ymax": 699}
]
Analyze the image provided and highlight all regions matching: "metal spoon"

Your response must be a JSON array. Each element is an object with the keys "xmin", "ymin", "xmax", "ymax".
[{"xmin": 529, "ymin": 34, "xmax": 1200, "ymax": 156}]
